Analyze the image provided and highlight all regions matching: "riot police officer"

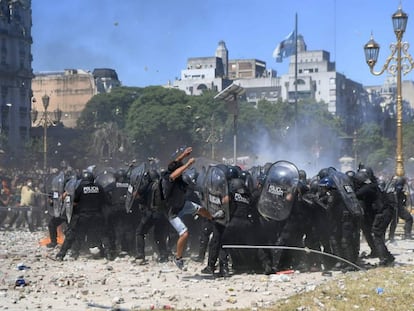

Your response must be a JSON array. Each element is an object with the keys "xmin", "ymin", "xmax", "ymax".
[
  {"xmin": 354, "ymin": 169, "xmax": 395, "ymax": 266},
  {"xmin": 104, "ymin": 168, "xmax": 131, "ymax": 260},
  {"xmin": 56, "ymin": 171, "xmax": 107, "ymax": 261},
  {"xmin": 388, "ymin": 176, "xmax": 413, "ymax": 241},
  {"xmin": 135, "ymin": 169, "xmax": 170, "ymax": 264}
]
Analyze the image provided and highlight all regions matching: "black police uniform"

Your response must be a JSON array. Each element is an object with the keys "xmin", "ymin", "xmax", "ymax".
[
  {"xmin": 356, "ymin": 181, "xmax": 394, "ymax": 265},
  {"xmin": 104, "ymin": 175, "xmax": 131, "ymax": 259},
  {"xmin": 56, "ymin": 176, "xmax": 107, "ymax": 260},
  {"xmin": 388, "ymin": 179, "xmax": 413, "ymax": 240},
  {"xmin": 135, "ymin": 174, "xmax": 170, "ymax": 263}
]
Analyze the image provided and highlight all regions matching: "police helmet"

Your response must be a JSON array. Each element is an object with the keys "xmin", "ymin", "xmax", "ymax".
[
  {"xmin": 318, "ymin": 168, "xmax": 330, "ymax": 179},
  {"xmin": 318, "ymin": 176, "xmax": 336, "ymax": 189},
  {"xmin": 240, "ymin": 170, "xmax": 254, "ymax": 191},
  {"xmin": 215, "ymin": 164, "xmax": 229, "ymax": 176},
  {"xmin": 309, "ymin": 178, "xmax": 319, "ymax": 193},
  {"xmin": 148, "ymin": 169, "xmax": 160, "ymax": 182},
  {"xmin": 394, "ymin": 176, "xmax": 406, "ymax": 191},
  {"xmin": 358, "ymin": 166, "xmax": 375, "ymax": 180},
  {"xmin": 354, "ymin": 170, "xmax": 371, "ymax": 186},
  {"xmin": 298, "ymin": 169, "xmax": 307, "ymax": 182},
  {"xmin": 230, "ymin": 178, "xmax": 247, "ymax": 194},
  {"xmin": 81, "ymin": 171, "xmax": 94, "ymax": 182},
  {"xmin": 115, "ymin": 169, "xmax": 127, "ymax": 182},
  {"xmin": 64, "ymin": 167, "xmax": 74, "ymax": 180},
  {"xmin": 318, "ymin": 167, "xmax": 336, "ymax": 180},
  {"xmin": 227, "ymin": 165, "xmax": 241, "ymax": 180},
  {"xmin": 345, "ymin": 170, "xmax": 355, "ymax": 179},
  {"xmin": 182, "ymin": 169, "xmax": 198, "ymax": 186}
]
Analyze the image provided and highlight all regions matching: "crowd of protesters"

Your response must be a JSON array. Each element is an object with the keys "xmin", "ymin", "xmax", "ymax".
[{"xmin": 0, "ymin": 168, "xmax": 49, "ymax": 231}]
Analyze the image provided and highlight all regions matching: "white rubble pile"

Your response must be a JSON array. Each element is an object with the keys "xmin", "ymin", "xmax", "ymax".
[{"xmin": 0, "ymin": 230, "xmax": 413, "ymax": 310}]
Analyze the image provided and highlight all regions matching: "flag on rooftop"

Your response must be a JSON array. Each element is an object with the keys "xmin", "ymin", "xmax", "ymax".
[{"xmin": 272, "ymin": 30, "xmax": 296, "ymax": 62}]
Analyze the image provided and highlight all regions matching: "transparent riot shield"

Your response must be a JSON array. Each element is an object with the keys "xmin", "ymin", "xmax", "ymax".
[
  {"xmin": 203, "ymin": 164, "xmax": 230, "ymax": 226},
  {"xmin": 125, "ymin": 162, "xmax": 148, "ymax": 213},
  {"xmin": 331, "ymin": 170, "xmax": 364, "ymax": 217},
  {"xmin": 95, "ymin": 168, "xmax": 116, "ymax": 192},
  {"xmin": 257, "ymin": 160, "xmax": 300, "ymax": 221},
  {"xmin": 51, "ymin": 171, "xmax": 65, "ymax": 218},
  {"xmin": 63, "ymin": 176, "xmax": 80, "ymax": 223}
]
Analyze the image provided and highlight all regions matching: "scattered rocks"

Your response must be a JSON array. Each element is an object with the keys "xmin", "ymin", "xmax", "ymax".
[{"xmin": 1, "ymin": 230, "xmax": 414, "ymax": 310}]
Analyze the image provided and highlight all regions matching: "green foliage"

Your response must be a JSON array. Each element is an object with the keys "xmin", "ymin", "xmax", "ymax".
[
  {"xmin": 77, "ymin": 86, "xmax": 142, "ymax": 130},
  {"xmin": 354, "ymin": 122, "xmax": 393, "ymax": 172},
  {"xmin": 75, "ymin": 86, "xmax": 142, "ymax": 163},
  {"xmin": 403, "ymin": 122, "xmax": 414, "ymax": 160},
  {"xmin": 72, "ymin": 85, "xmax": 386, "ymax": 169},
  {"xmin": 126, "ymin": 87, "xmax": 194, "ymax": 160}
]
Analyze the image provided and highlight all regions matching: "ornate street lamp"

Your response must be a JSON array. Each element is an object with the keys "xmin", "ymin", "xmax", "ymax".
[
  {"xmin": 364, "ymin": 5, "xmax": 414, "ymax": 177},
  {"xmin": 42, "ymin": 94, "xmax": 50, "ymax": 173},
  {"xmin": 214, "ymin": 83, "xmax": 245, "ymax": 165}
]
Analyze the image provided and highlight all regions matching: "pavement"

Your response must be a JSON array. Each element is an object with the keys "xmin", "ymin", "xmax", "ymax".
[{"xmin": 0, "ymin": 229, "xmax": 413, "ymax": 311}]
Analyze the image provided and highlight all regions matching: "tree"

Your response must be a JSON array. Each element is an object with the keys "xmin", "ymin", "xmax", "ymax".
[
  {"xmin": 126, "ymin": 86, "xmax": 194, "ymax": 161},
  {"xmin": 77, "ymin": 87, "xmax": 142, "ymax": 131},
  {"xmin": 354, "ymin": 122, "xmax": 393, "ymax": 173},
  {"xmin": 75, "ymin": 87, "xmax": 141, "ymax": 165}
]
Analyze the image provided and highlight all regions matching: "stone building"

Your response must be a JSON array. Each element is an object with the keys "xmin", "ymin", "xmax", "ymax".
[
  {"xmin": 166, "ymin": 41, "xmax": 232, "ymax": 95},
  {"xmin": 0, "ymin": 0, "xmax": 33, "ymax": 154},
  {"xmin": 31, "ymin": 68, "xmax": 120, "ymax": 128}
]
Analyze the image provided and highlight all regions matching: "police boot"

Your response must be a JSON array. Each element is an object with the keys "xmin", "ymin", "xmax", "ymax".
[
  {"xmin": 192, "ymin": 245, "xmax": 207, "ymax": 263},
  {"xmin": 403, "ymin": 228, "xmax": 412, "ymax": 240},
  {"xmin": 264, "ymin": 264, "xmax": 275, "ymax": 275},
  {"xmin": 218, "ymin": 263, "xmax": 230, "ymax": 278},
  {"xmin": 105, "ymin": 249, "xmax": 116, "ymax": 261},
  {"xmin": 46, "ymin": 241, "xmax": 57, "ymax": 248},
  {"xmin": 201, "ymin": 265, "xmax": 215, "ymax": 275},
  {"xmin": 135, "ymin": 235, "xmax": 145, "ymax": 260}
]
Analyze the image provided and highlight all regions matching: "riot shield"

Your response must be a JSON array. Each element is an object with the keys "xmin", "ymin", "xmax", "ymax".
[
  {"xmin": 96, "ymin": 169, "xmax": 128, "ymax": 209},
  {"xmin": 257, "ymin": 160, "xmax": 299, "ymax": 221},
  {"xmin": 203, "ymin": 164, "xmax": 230, "ymax": 226},
  {"xmin": 94, "ymin": 169, "xmax": 116, "ymax": 192},
  {"xmin": 331, "ymin": 170, "xmax": 364, "ymax": 217},
  {"xmin": 63, "ymin": 176, "xmax": 80, "ymax": 223},
  {"xmin": 125, "ymin": 162, "xmax": 148, "ymax": 212},
  {"xmin": 51, "ymin": 171, "xmax": 65, "ymax": 218}
]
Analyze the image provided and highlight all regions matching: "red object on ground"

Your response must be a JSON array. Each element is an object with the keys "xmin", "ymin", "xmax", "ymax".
[{"xmin": 276, "ymin": 269, "xmax": 295, "ymax": 275}]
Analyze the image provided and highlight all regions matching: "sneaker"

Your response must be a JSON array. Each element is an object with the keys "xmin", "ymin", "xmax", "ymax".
[
  {"xmin": 55, "ymin": 253, "xmax": 64, "ymax": 261},
  {"xmin": 173, "ymin": 257, "xmax": 185, "ymax": 270}
]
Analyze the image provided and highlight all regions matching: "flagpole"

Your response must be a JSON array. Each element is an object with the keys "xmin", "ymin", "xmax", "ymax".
[{"xmin": 294, "ymin": 13, "xmax": 298, "ymax": 149}]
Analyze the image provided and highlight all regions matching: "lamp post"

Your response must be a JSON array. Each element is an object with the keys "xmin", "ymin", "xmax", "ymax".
[
  {"xmin": 364, "ymin": 5, "xmax": 414, "ymax": 177},
  {"xmin": 42, "ymin": 94, "xmax": 50, "ymax": 173},
  {"xmin": 214, "ymin": 83, "xmax": 245, "ymax": 165}
]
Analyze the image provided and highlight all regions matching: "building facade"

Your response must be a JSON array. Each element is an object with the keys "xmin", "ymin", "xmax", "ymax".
[
  {"xmin": 32, "ymin": 68, "xmax": 120, "ymax": 128},
  {"xmin": 167, "ymin": 41, "xmax": 232, "ymax": 95},
  {"xmin": 0, "ymin": 0, "xmax": 32, "ymax": 153}
]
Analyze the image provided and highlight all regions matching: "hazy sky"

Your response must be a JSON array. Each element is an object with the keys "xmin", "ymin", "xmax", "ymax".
[{"xmin": 31, "ymin": 0, "xmax": 414, "ymax": 87}]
